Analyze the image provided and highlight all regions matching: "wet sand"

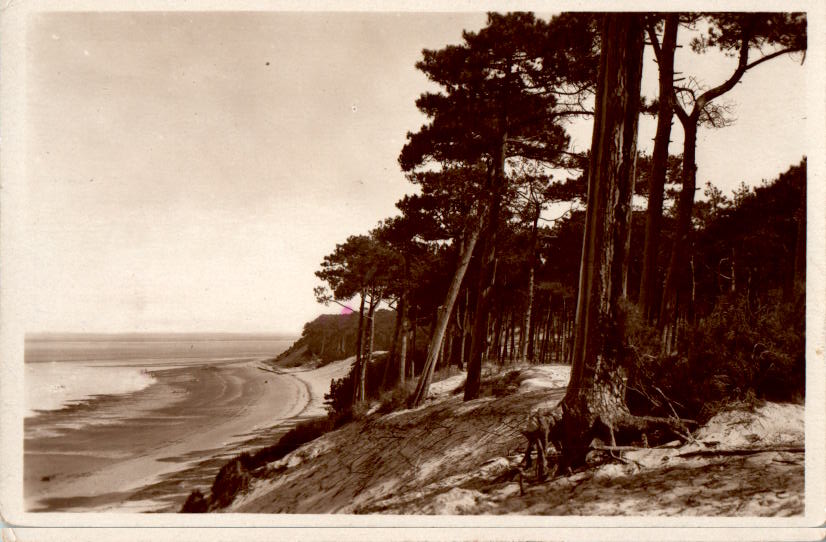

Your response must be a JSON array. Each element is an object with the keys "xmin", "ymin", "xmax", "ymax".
[{"xmin": 25, "ymin": 358, "xmax": 309, "ymax": 512}]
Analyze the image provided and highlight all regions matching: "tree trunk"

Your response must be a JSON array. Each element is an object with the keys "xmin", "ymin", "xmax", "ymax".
[
  {"xmin": 383, "ymin": 294, "xmax": 404, "ymax": 388},
  {"xmin": 639, "ymin": 14, "xmax": 678, "ymax": 321},
  {"xmin": 411, "ymin": 306, "xmax": 418, "ymax": 375},
  {"xmin": 361, "ymin": 289, "xmax": 379, "ymax": 402},
  {"xmin": 412, "ymin": 219, "xmax": 483, "ymax": 406},
  {"xmin": 399, "ymin": 328, "xmax": 408, "ymax": 386},
  {"xmin": 353, "ymin": 290, "xmax": 367, "ymax": 403},
  {"xmin": 457, "ymin": 289, "xmax": 468, "ymax": 370},
  {"xmin": 507, "ymin": 314, "xmax": 514, "ymax": 363},
  {"xmin": 493, "ymin": 312, "xmax": 505, "ymax": 364},
  {"xmin": 659, "ymin": 120, "xmax": 697, "ymax": 330},
  {"xmin": 465, "ymin": 136, "xmax": 506, "ymax": 401},
  {"xmin": 556, "ymin": 14, "xmax": 645, "ymax": 469},
  {"xmin": 520, "ymin": 203, "xmax": 541, "ymax": 363}
]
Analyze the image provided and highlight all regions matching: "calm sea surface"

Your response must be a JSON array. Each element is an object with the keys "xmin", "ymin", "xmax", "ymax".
[{"xmin": 25, "ymin": 333, "xmax": 295, "ymax": 422}]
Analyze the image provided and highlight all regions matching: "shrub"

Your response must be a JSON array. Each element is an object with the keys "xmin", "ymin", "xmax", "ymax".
[
  {"xmin": 250, "ymin": 417, "xmax": 333, "ymax": 466},
  {"xmin": 180, "ymin": 489, "xmax": 208, "ymax": 513},
  {"xmin": 376, "ymin": 383, "xmax": 414, "ymax": 415},
  {"xmin": 209, "ymin": 453, "xmax": 255, "ymax": 509},
  {"xmin": 689, "ymin": 291, "xmax": 804, "ymax": 405},
  {"xmin": 324, "ymin": 353, "xmax": 390, "ymax": 423},
  {"xmin": 624, "ymin": 291, "xmax": 804, "ymax": 423},
  {"xmin": 179, "ymin": 416, "xmax": 335, "ymax": 512},
  {"xmin": 479, "ymin": 369, "xmax": 522, "ymax": 397}
]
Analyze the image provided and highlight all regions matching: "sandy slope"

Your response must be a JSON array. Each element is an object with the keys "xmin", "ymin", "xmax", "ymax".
[{"xmin": 227, "ymin": 364, "xmax": 805, "ymax": 516}]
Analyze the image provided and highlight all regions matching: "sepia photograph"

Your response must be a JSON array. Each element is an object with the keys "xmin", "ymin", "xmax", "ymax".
[{"xmin": 1, "ymin": 2, "xmax": 824, "ymax": 540}]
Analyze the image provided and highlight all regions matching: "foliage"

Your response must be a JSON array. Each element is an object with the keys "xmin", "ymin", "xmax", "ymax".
[
  {"xmin": 376, "ymin": 383, "xmax": 416, "ymax": 415},
  {"xmin": 180, "ymin": 489, "xmax": 208, "ymax": 513},
  {"xmin": 479, "ymin": 369, "xmax": 522, "ymax": 397},
  {"xmin": 399, "ymin": 12, "xmax": 589, "ymax": 173},
  {"xmin": 693, "ymin": 159, "xmax": 805, "ymax": 315},
  {"xmin": 324, "ymin": 353, "xmax": 392, "ymax": 424},
  {"xmin": 249, "ymin": 417, "xmax": 334, "ymax": 466},
  {"xmin": 315, "ymin": 234, "xmax": 402, "ymax": 304},
  {"xmin": 277, "ymin": 311, "xmax": 397, "ymax": 365},
  {"xmin": 180, "ymin": 416, "xmax": 335, "ymax": 512},
  {"xmin": 626, "ymin": 289, "xmax": 804, "ymax": 423}
]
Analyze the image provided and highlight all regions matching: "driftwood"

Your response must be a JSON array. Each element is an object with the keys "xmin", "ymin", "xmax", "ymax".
[{"xmin": 678, "ymin": 446, "xmax": 804, "ymax": 458}]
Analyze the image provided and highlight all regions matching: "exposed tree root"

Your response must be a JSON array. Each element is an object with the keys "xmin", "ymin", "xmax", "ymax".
[{"xmin": 520, "ymin": 405, "xmax": 703, "ymax": 489}]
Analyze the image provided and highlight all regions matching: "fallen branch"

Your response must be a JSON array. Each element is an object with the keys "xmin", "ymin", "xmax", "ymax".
[
  {"xmin": 678, "ymin": 446, "xmax": 804, "ymax": 458},
  {"xmin": 591, "ymin": 444, "xmax": 647, "ymax": 452}
]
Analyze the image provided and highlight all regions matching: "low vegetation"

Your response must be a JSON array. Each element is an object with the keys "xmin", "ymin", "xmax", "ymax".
[{"xmin": 181, "ymin": 417, "xmax": 334, "ymax": 512}]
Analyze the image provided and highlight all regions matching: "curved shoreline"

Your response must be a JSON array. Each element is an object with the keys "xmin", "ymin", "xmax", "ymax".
[{"xmin": 25, "ymin": 358, "xmax": 309, "ymax": 512}]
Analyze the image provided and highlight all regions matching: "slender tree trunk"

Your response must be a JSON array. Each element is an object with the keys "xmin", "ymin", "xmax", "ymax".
[
  {"xmin": 411, "ymin": 306, "xmax": 418, "ymax": 375},
  {"xmin": 507, "ymin": 314, "xmax": 514, "ymax": 362},
  {"xmin": 639, "ymin": 15, "xmax": 678, "ymax": 321},
  {"xmin": 521, "ymin": 203, "xmax": 541, "ymax": 362},
  {"xmin": 399, "ymin": 328, "xmax": 408, "ymax": 386},
  {"xmin": 465, "ymin": 137, "xmax": 506, "ymax": 401},
  {"xmin": 659, "ymin": 120, "xmax": 697, "ymax": 330},
  {"xmin": 557, "ymin": 14, "xmax": 645, "ymax": 469},
  {"xmin": 383, "ymin": 295, "xmax": 404, "ymax": 388},
  {"xmin": 353, "ymin": 290, "xmax": 367, "ymax": 403},
  {"xmin": 493, "ymin": 311, "xmax": 505, "ymax": 364},
  {"xmin": 361, "ymin": 290, "xmax": 379, "ymax": 402},
  {"xmin": 412, "ymin": 219, "xmax": 483, "ymax": 406},
  {"xmin": 458, "ymin": 289, "xmax": 468, "ymax": 370}
]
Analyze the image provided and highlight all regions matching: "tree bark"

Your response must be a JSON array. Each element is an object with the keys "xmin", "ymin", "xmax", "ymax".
[
  {"xmin": 521, "ymin": 203, "xmax": 541, "ymax": 363},
  {"xmin": 639, "ymin": 15, "xmax": 678, "ymax": 321},
  {"xmin": 457, "ymin": 288, "xmax": 469, "ymax": 370},
  {"xmin": 382, "ymin": 293, "xmax": 404, "ymax": 388},
  {"xmin": 658, "ymin": 120, "xmax": 697, "ymax": 330},
  {"xmin": 353, "ymin": 289, "xmax": 367, "ymax": 403},
  {"xmin": 361, "ymin": 289, "xmax": 379, "ymax": 402},
  {"xmin": 557, "ymin": 13, "xmax": 645, "ymax": 469},
  {"xmin": 465, "ymin": 137, "xmax": 507, "ymax": 401},
  {"xmin": 398, "ymin": 328, "xmax": 408, "ymax": 386},
  {"xmin": 412, "ymin": 219, "xmax": 483, "ymax": 406}
]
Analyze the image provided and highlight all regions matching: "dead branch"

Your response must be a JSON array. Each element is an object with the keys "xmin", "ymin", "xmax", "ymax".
[
  {"xmin": 678, "ymin": 446, "xmax": 804, "ymax": 458},
  {"xmin": 590, "ymin": 444, "xmax": 647, "ymax": 452}
]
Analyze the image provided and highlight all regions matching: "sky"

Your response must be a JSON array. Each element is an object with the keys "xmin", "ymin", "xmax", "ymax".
[{"xmin": 22, "ymin": 11, "xmax": 809, "ymax": 334}]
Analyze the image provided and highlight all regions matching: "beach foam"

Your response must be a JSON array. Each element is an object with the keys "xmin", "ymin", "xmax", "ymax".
[{"xmin": 25, "ymin": 362, "xmax": 158, "ymax": 417}]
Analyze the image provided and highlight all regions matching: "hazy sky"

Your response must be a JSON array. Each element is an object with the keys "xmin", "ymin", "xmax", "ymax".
[{"xmin": 24, "ymin": 12, "xmax": 809, "ymax": 334}]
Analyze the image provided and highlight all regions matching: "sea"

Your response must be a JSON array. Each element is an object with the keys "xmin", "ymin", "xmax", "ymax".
[
  {"xmin": 23, "ymin": 332, "xmax": 297, "ymax": 511},
  {"xmin": 24, "ymin": 333, "xmax": 295, "ymax": 431}
]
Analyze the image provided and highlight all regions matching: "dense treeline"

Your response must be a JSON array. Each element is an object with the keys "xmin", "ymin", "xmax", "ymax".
[{"xmin": 310, "ymin": 12, "xmax": 806, "ymax": 437}]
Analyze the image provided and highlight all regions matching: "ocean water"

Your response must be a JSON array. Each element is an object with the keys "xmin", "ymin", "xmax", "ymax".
[
  {"xmin": 26, "ymin": 362, "xmax": 158, "ymax": 416},
  {"xmin": 25, "ymin": 333, "xmax": 294, "ymax": 428}
]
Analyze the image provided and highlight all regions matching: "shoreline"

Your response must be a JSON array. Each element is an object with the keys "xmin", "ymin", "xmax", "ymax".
[{"xmin": 25, "ymin": 356, "xmax": 323, "ymax": 513}]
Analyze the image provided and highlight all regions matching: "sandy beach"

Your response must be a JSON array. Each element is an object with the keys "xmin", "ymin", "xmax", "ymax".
[{"xmin": 25, "ymin": 356, "xmax": 349, "ymax": 513}]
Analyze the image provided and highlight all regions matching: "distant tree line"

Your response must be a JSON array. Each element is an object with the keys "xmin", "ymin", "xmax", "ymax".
[{"xmin": 275, "ymin": 310, "xmax": 398, "ymax": 366}]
